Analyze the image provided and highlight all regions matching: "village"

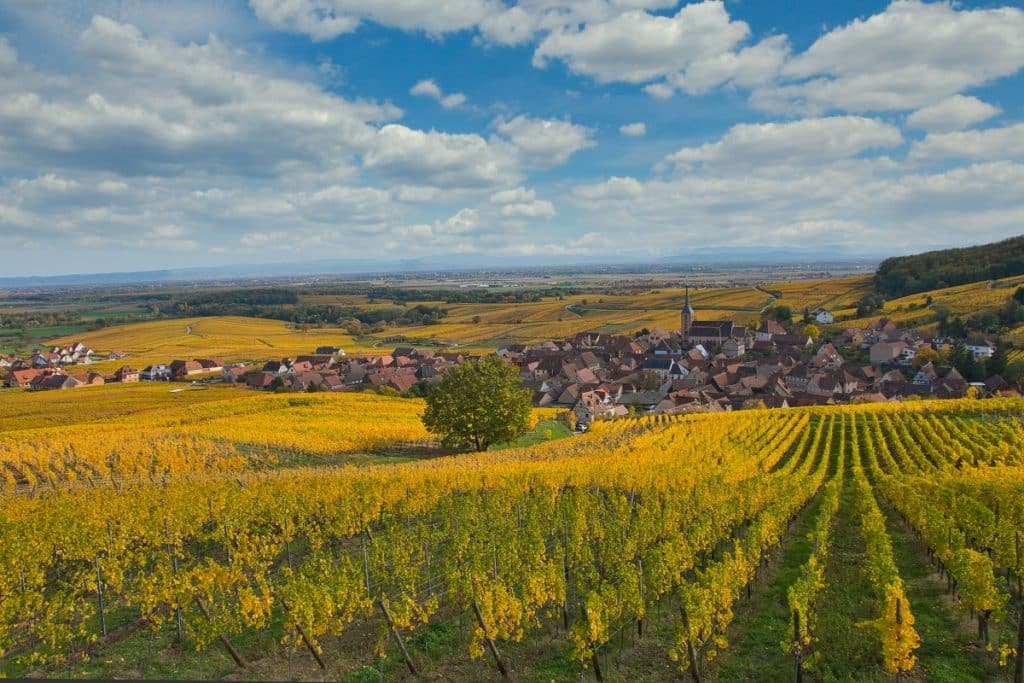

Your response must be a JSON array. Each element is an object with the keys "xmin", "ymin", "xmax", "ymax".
[{"xmin": 1, "ymin": 288, "xmax": 1015, "ymax": 427}]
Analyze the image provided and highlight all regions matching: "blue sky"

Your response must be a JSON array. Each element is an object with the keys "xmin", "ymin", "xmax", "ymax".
[{"xmin": 0, "ymin": 0, "xmax": 1023, "ymax": 276}]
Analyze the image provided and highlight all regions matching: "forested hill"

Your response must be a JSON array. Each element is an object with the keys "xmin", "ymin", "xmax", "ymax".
[{"xmin": 874, "ymin": 235, "xmax": 1024, "ymax": 297}]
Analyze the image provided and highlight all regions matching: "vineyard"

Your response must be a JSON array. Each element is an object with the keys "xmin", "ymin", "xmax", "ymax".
[
  {"xmin": 0, "ymin": 386, "xmax": 516, "ymax": 492},
  {"xmin": 1, "ymin": 399, "xmax": 1023, "ymax": 680},
  {"xmin": 41, "ymin": 283, "xmax": 831, "ymax": 366}
]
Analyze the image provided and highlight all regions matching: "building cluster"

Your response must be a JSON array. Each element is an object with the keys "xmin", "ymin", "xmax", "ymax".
[
  {"xmin": 501, "ymin": 291, "xmax": 1014, "ymax": 426},
  {"xmin": 1, "ymin": 291, "xmax": 1016, "ymax": 421},
  {"xmin": 229, "ymin": 346, "xmax": 470, "ymax": 393}
]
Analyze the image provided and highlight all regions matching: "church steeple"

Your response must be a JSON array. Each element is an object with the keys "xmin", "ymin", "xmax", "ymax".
[{"xmin": 681, "ymin": 285, "xmax": 695, "ymax": 340}]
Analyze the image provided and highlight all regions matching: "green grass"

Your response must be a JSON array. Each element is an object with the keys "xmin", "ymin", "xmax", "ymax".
[
  {"xmin": 712, "ymin": 494, "xmax": 826, "ymax": 681},
  {"xmin": 813, "ymin": 475, "xmax": 886, "ymax": 682},
  {"xmin": 490, "ymin": 419, "xmax": 573, "ymax": 451},
  {"xmin": 883, "ymin": 505, "xmax": 1009, "ymax": 682}
]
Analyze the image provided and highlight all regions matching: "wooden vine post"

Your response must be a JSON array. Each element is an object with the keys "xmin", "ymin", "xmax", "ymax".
[
  {"xmin": 895, "ymin": 597, "xmax": 904, "ymax": 683},
  {"xmin": 473, "ymin": 600, "xmax": 510, "ymax": 679},
  {"xmin": 94, "ymin": 557, "xmax": 107, "ymax": 637},
  {"xmin": 171, "ymin": 554, "xmax": 184, "ymax": 642},
  {"xmin": 792, "ymin": 610, "xmax": 803, "ymax": 683},
  {"xmin": 280, "ymin": 597, "xmax": 326, "ymax": 670},
  {"xmin": 377, "ymin": 598, "xmax": 420, "ymax": 677},
  {"xmin": 194, "ymin": 596, "xmax": 246, "ymax": 668},
  {"xmin": 679, "ymin": 599, "xmax": 701, "ymax": 683}
]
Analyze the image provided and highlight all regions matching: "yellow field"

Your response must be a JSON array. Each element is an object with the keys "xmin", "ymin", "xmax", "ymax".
[
  {"xmin": 43, "ymin": 286, "xmax": 780, "ymax": 363},
  {"xmin": 761, "ymin": 275, "xmax": 874, "ymax": 315},
  {"xmin": 828, "ymin": 274, "xmax": 1024, "ymax": 330},
  {"xmin": 48, "ymin": 316, "xmax": 373, "ymax": 374},
  {"xmin": 0, "ymin": 383, "xmax": 562, "ymax": 490}
]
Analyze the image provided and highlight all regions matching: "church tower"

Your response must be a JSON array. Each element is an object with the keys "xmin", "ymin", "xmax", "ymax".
[{"xmin": 681, "ymin": 286, "xmax": 694, "ymax": 341}]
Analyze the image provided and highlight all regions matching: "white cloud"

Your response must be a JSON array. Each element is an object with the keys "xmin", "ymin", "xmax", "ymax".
[
  {"xmin": 494, "ymin": 115, "xmax": 595, "ymax": 168},
  {"xmin": 0, "ymin": 16, "xmax": 399, "ymax": 178},
  {"xmin": 906, "ymin": 95, "xmax": 1001, "ymax": 133},
  {"xmin": 410, "ymin": 79, "xmax": 467, "ymax": 109},
  {"xmin": 662, "ymin": 116, "xmax": 903, "ymax": 171},
  {"xmin": 249, "ymin": 0, "xmax": 495, "ymax": 40},
  {"xmin": 643, "ymin": 82, "xmax": 675, "ymax": 101},
  {"xmin": 619, "ymin": 122, "xmax": 646, "ymax": 137},
  {"xmin": 533, "ymin": 2, "xmax": 750, "ymax": 84},
  {"xmin": 668, "ymin": 34, "xmax": 789, "ymax": 95},
  {"xmin": 574, "ymin": 175, "xmax": 643, "ymax": 200},
  {"xmin": 490, "ymin": 186, "xmax": 536, "ymax": 204},
  {"xmin": 0, "ymin": 38, "xmax": 16, "ymax": 69},
  {"xmin": 499, "ymin": 199, "xmax": 555, "ymax": 218},
  {"xmin": 570, "ymin": 161, "xmax": 1024, "ymax": 253},
  {"xmin": 909, "ymin": 123, "xmax": 1024, "ymax": 162},
  {"xmin": 365, "ymin": 124, "xmax": 519, "ymax": 188},
  {"xmin": 755, "ymin": 0, "xmax": 1024, "ymax": 113}
]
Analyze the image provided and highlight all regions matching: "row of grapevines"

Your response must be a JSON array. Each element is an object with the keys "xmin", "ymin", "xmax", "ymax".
[{"xmin": 848, "ymin": 413, "xmax": 921, "ymax": 676}]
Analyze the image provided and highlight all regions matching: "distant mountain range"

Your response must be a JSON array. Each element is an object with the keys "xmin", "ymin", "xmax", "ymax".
[{"xmin": 0, "ymin": 247, "xmax": 882, "ymax": 289}]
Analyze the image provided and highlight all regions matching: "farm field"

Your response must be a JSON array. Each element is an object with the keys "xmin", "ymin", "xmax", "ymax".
[
  {"xmin": 45, "ymin": 317, "xmax": 372, "ymax": 375},
  {"xmin": 827, "ymin": 274, "xmax": 1024, "ymax": 331},
  {"xmin": 1, "ymin": 398, "xmax": 1022, "ymax": 681},
  {"xmin": 39, "ymin": 281, "xmax": 865, "ymax": 364},
  {"xmin": 761, "ymin": 275, "xmax": 875, "ymax": 315},
  {"xmin": 0, "ymin": 383, "xmax": 562, "ymax": 491}
]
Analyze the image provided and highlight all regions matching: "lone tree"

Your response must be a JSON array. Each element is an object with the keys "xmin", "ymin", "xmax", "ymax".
[{"xmin": 423, "ymin": 355, "xmax": 532, "ymax": 451}]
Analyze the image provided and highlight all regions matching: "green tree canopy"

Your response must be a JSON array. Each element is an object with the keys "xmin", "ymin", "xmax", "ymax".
[{"xmin": 422, "ymin": 356, "xmax": 532, "ymax": 451}]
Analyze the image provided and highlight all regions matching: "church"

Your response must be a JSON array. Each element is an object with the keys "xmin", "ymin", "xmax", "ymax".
[{"xmin": 679, "ymin": 287, "xmax": 749, "ymax": 355}]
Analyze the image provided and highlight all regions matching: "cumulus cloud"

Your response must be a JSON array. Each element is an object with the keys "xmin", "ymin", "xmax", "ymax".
[
  {"xmin": 906, "ymin": 95, "xmax": 1001, "ymax": 133},
  {"xmin": 365, "ymin": 124, "xmax": 519, "ymax": 188},
  {"xmin": 570, "ymin": 161, "xmax": 1024, "ymax": 254},
  {"xmin": 661, "ymin": 116, "xmax": 903, "ymax": 171},
  {"xmin": 533, "ymin": 2, "xmax": 750, "ymax": 84},
  {"xmin": 490, "ymin": 186, "xmax": 536, "ymax": 203},
  {"xmin": 909, "ymin": 123, "xmax": 1024, "ymax": 162},
  {"xmin": 494, "ymin": 115, "xmax": 595, "ymax": 168},
  {"xmin": 0, "ymin": 16, "xmax": 399, "ymax": 178},
  {"xmin": 499, "ymin": 199, "xmax": 555, "ymax": 218},
  {"xmin": 619, "ymin": 122, "xmax": 646, "ymax": 137},
  {"xmin": 755, "ymin": 0, "xmax": 1024, "ymax": 114},
  {"xmin": 249, "ymin": 0, "xmax": 495, "ymax": 40},
  {"xmin": 410, "ymin": 79, "xmax": 467, "ymax": 109}
]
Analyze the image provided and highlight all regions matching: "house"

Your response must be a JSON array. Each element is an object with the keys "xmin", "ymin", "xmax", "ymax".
[
  {"xmin": 814, "ymin": 309, "xmax": 835, "ymax": 324},
  {"xmin": 247, "ymin": 373, "xmax": 276, "ymax": 390},
  {"xmin": 195, "ymin": 358, "xmax": 224, "ymax": 373},
  {"xmin": 7, "ymin": 368, "xmax": 39, "ymax": 388},
  {"xmin": 756, "ymin": 319, "xmax": 786, "ymax": 342},
  {"xmin": 815, "ymin": 343, "xmax": 841, "ymax": 365},
  {"xmin": 869, "ymin": 341, "xmax": 906, "ymax": 366},
  {"xmin": 573, "ymin": 389, "xmax": 619, "ymax": 424},
  {"xmin": 72, "ymin": 372, "xmax": 105, "ymax": 386},
  {"xmin": 30, "ymin": 373, "xmax": 82, "ymax": 391},
  {"xmin": 387, "ymin": 373, "xmax": 418, "ymax": 393},
  {"xmin": 141, "ymin": 364, "xmax": 171, "ymax": 381},
  {"xmin": 170, "ymin": 360, "xmax": 203, "ymax": 378},
  {"xmin": 107, "ymin": 350, "xmax": 128, "ymax": 361},
  {"xmin": 640, "ymin": 358, "xmax": 688, "ymax": 381},
  {"xmin": 965, "ymin": 338, "xmax": 995, "ymax": 359},
  {"xmin": 115, "ymin": 366, "xmax": 140, "ymax": 383},
  {"xmin": 722, "ymin": 337, "xmax": 746, "ymax": 359},
  {"xmin": 221, "ymin": 365, "xmax": 252, "ymax": 383}
]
